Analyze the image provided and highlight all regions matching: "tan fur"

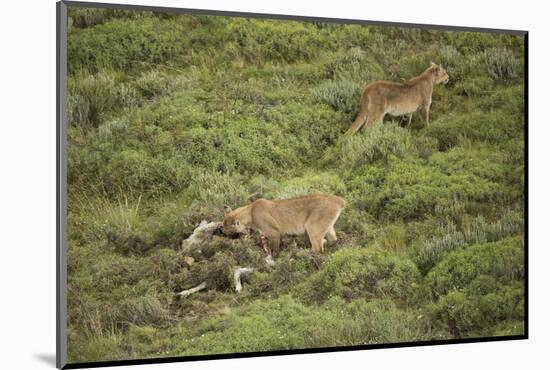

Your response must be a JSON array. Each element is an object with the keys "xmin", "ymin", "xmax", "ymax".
[
  {"xmin": 345, "ymin": 63, "xmax": 449, "ymax": 135},
  {"xmin": 223, "ymin": 193, "xmax": 345, "ymax": 255}
]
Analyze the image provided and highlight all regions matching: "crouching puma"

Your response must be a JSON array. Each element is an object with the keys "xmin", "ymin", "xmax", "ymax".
[{"xmin": 223, "ymin": 193, "xmax": 345, "ymax": 255}]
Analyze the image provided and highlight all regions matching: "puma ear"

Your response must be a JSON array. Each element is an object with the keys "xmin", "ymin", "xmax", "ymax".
[
  {"xmin": 430, "ymin": 61, "xmax": 436, "ymax": 66},
  {"xmin": 223, "ymin": 205, "xmax": 232, "ymax": 214}
]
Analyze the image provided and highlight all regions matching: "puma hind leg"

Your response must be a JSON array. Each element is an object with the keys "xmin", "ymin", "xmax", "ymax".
[
  {"xmin": 345, "ymin": 109, "xmax": 368, "ymax": 136},
  {"xmin": 306, "ymin": 222, "xmax": 328, "ymax": 254},
  {"xmin": 325, "ymin": 226, "xmax": 337, "ymax": 242},
  {"xmin": 306, "ymin": 210, "xmax": 341, "ymax": 254}
]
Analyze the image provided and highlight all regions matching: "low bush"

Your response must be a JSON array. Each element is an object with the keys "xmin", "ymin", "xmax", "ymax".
[
  {"xmin": 295, "ymin": 248, "xmax": 421, "ymax": 304},
  {"xmin": 327, "ymin": 47, "xmax": 386, "ymax": 82},
  {"xmin": 225, "ymin": 18, "xmax": 331, "ymax": 64},
  {"xmin": 68, "ymin": 7, "xmax": 149, "ymax": 29},
  {"xmin": 68, "ymin": 17, "xmax": 188, "ymax": 73},
  {"xmin": 100, "ymin": 149, "xmax": 191, "ymax": 195},
  {"xmin": 186, "ymin": 171, "xmax": 250, "ymax": 209},
  {"xmin": 262, "ymin": 101, "xmax": 346, "ymax": 155},
  {"xmin": 416, "ymin": 212, "xmax": 524, "ymax": 273},
  {"xmin": 420, "ymin": 111, "xmax": 519, "ymax": 151},
  {"xmin": 437, "ymin": 45, "xmax": 465, "ymax": 81},
  {"xmin": 425, "ymin": 237, "xmax": 524, "ymax": 298},
  {"xmin": 428, "ymin": 145, "xmax": 508, "ymax": 182},
  {"xmin": 311, "ymin": 80, "xmax": 362, "ymax": 114},
  {"xmin": 330, "ymin": 124, "xmax": 413, "ymax": 167},
  {"xmin": 178, "ymin": 295, "xmax": 427, "ymax": 355},
  {"xmin": 267, "ymin": 171, "xmax": 346, "ymax": 200},
  {"xmin": 453, "ymin": 75, "xmax": 494, "ymax": 97},
  {"xmin": 266, "ymin": 250, "xmax": 326, "ymax": 293},
  {"xmin": 346, "ymin": 157, "xmax": 506, "ymax": 222},
  {"xmin": 175, "ymin": 118, "xmax": 304, "ymax": 175},
  {"xmin": 481, "ymin": 48, "xmax": 522, "ymax": 82},
  {"xmin": 97, "ymin": 119, "xmax": 130, "ymax": 142},
  {"xmin": 428, "ymin": 283, "xmax": 524, "ymax": 338}
]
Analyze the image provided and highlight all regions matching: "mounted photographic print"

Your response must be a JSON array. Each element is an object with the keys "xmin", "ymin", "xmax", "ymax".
[{"xmin": 56, "ymin": 1, "xmax": 528, "ymax": 368}]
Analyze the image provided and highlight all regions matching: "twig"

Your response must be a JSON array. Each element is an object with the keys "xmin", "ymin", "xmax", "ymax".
[{"xmin": 176, "ymin": 282, "xmax": 207, "ymax": 298}]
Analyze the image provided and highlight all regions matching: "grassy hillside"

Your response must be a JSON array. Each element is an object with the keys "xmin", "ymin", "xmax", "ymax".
[{"xmin": 65, "ymin": 7, "xmax": 525, "ymax": 363}]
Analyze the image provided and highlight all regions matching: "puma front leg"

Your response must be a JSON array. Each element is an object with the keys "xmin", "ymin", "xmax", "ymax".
[{"xmin": 419, "ymin": 105, "xmax": 430, "ymax": 126}]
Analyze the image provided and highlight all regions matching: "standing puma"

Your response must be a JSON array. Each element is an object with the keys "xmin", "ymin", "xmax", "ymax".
[
  {"xmin": 345, "ymin": 63, "xmax": 449, "ymax": 135},
  {"xmin": 223, "ymin": 193, "xmax": 345, "ymax": 255}
]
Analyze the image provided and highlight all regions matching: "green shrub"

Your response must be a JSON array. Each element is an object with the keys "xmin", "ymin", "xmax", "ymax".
[
  {"xmin": 178, "ymin": 295, "xmax": 426, "ymax": 355},
  {"xmin": 416, "ymin": 212, "xmax": 524, "ymax": 273},
  {"xmin": 98, "ymin": 119, "xmax": 129, "ymax": 141},
  {"xmin": 421, "ymin": 111, "xmax": 519, "ymax": 151},
  {"xmin": 134, "ymin": 70, "xmax": 172, "ymax": 98},
  {"xmin": 477, "ymin": 84, "xmax": 525, "ymax": 117},
  {"xmin": 296, "ymin": 248, "xmax": 421, "ymax": 304},
  {"xmin": 311, "ymin": 80, "xmax": 362, "ymax": 113},
  {"xmin": 123, "ymin": 325, "xmax": 169, "ymax": 356},
  {"xmin": 68, "ymin": 68, "xmax": 191, "ymax": 128},
  {"xmin": 252, "ymin": 63, "xmax": 326, "ymax": 84},
  {"xmin": 411, "ymin": 135, "xmax": 439, "ymax": 159},
  {"xmin": 175, "ymin": 117, "xmax": 304, "ymax": 175},
  {"xmin": 68, "ymin": 7, "xmax": 150, "ymax": 29},
  {"xmin": 454, "ymin": 75, "xmax": 494, "ymax": 97},
  {"xmin": 267, "ymin": 172, "xmax": 346, "ymax": 200},
  {"xmin": 328, "ymin": 47, "xmax": 386, "ymax": 82},
  {"xmin": 186, "ymin": 171, "xmax": 250, "ymax": 208},
  {"xmin": 99, "ymin": 149, "xmax": 190, "ymax": 195},
  {"xmin": 332, "ymin": 124, "xmax": 412, "ymax": 167},
  {"xmin": 315, "ymin": 297, "xmax": 433, "ymax": 345},
  {"xmin": 425, "ymin": 237, "xmax": 524, "ymax": 298},
  {"xmin": 347, "ymin": 158, "xmax": 506, "ymax": 221},
  {"xmin": 268, "ymin": 250, "xmax": 325, "ymax": 292},
  {"xmin": 493, "ymin": 321, "xmax": 525, "ymax": 336},
  {"xmin": 481, "ymin": 48, "xmax": 522, "ymax": 81},
  {"xmin": 262, "ymin": 101, "xmax": 346, "ymax": 155},
  {"xmin": 444, "ymin": 32, "xmax": 523, "ymax": 55},
  {"xmin": 428, "ymin": 145, "xmax": 508, "ymax": 182},
  {"xmin": 368, "ymin": 33, "xmax": 408, "ymax": 70},
  {"xmin": 428, "ymin": 283, "xmax": 524, "ymax": 338},
  {"xmin": 433, "ymin": 197, "xmax": 467, "ymax": 225},
  {"xmin": 397, "ymin": 54, "xmax": 435, "ymax": 81},
  {"xmin": 225, "ymin": 18, "xmax": 330, "ymax": 64},
  {"xmin": 67, "ymin": 18, "xmax": 187, "ymax": 73},
  {"xmin": 438, "ymin": 45, "xmax": 464, "ymax": 78}
]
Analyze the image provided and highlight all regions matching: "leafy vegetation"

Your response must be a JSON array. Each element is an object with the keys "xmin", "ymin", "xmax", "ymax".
[{"xmin": 66, "ymin": 7, "xmax": 525, "ymax": 363}]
